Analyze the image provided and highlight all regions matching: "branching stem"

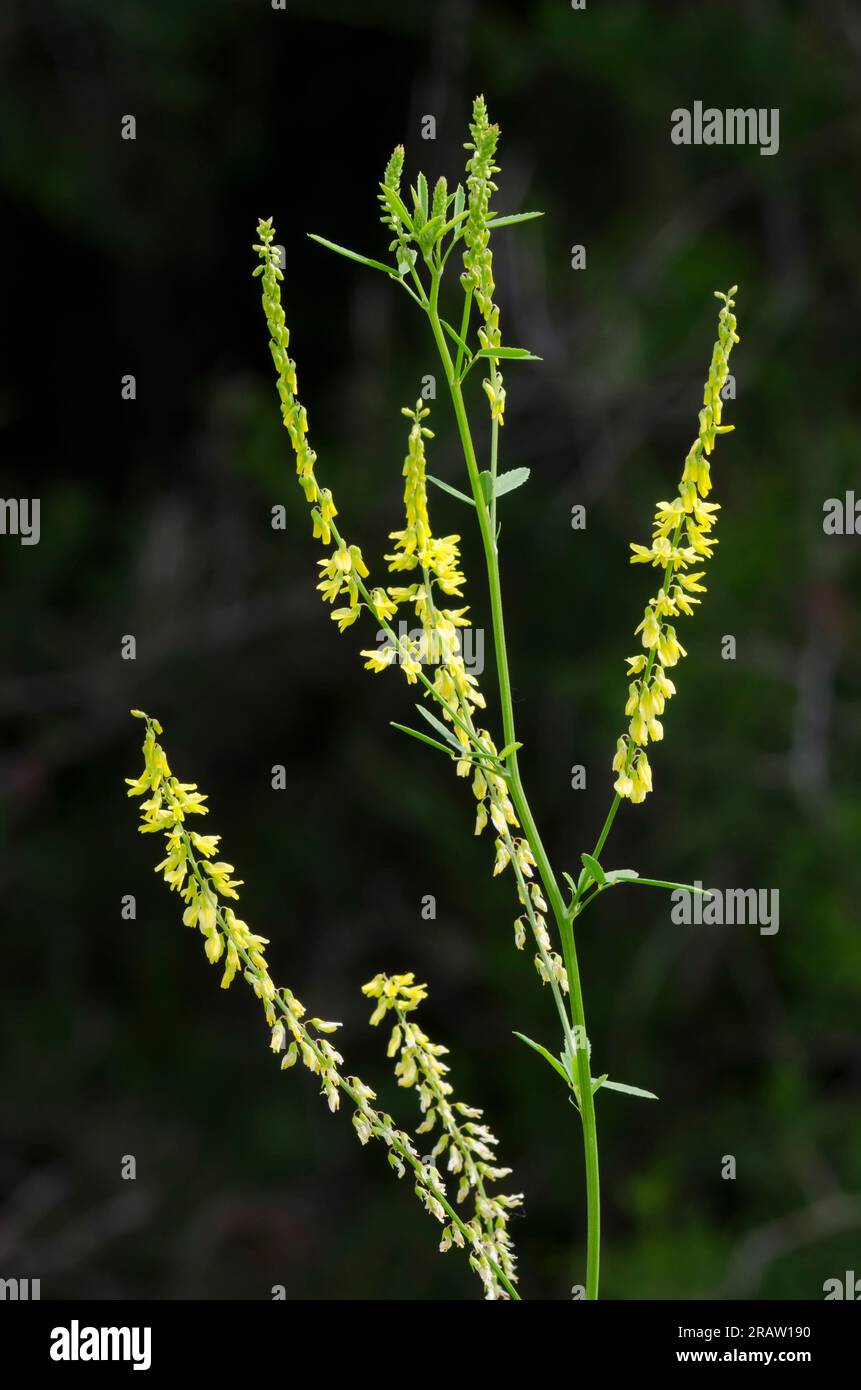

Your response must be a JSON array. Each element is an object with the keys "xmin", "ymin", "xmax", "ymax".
[{"xmin": 426, "ymin": 267, "xmax": 601, "ymax": 1300}]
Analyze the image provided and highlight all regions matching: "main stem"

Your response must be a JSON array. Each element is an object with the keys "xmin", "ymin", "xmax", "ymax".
[{"xmin": 427, "ymin": 274, "xmax": 601, "ymax": 1299}]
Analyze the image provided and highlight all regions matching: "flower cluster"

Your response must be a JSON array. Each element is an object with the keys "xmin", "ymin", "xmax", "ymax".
[
  {"xmin": 461, "ymin": 95, "xmax": 505, "ymax": 425},
  {"xmin": 363, "ymin": 972, "xmax": 521, "ymax": 1299},
  {"xmin": 378, "ymin": 145, "xmax": 450, "ymax": 272},
  {"xmin": 504, "ymin": 827, "xmax": 568, "ymax": 997},
  {"xmin": 378, "ymin": 143, "xmax": 411, "ymax": 273},
  {"xmin": 253, "ymin": 223, "xmax": 474, "ymax": 702},
  {"xmin": 368, "ymin": 399, "xmax": 475, "ymax": 685},
  {"xmin": 613, "ymin": 287, "xmax": 739, "ymax": 804},
  {"xmin": 126, "ymin": 710, "xmax": 516, "ymax": 1299},
  {"xmin": 254, "ymin": 217, "xmax": 555, "ymax": 998},
  {"xmin": 253, "ymin": 218, "xmax": 373, "ymax": 643}
]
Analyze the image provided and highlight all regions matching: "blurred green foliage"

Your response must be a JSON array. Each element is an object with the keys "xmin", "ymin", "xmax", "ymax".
[{"xmin": 1, "ymin": 0, "xmax": 859, "ymax": 1299}]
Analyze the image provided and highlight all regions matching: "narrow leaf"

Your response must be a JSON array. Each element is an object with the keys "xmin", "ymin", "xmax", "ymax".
[
  {"xmin": 603, "ymin": 868, "xmax": 640, "ymax": 885},
  {"xmin": 623, "ymin": 877, "xmax": 709, "ymax": 894},
  {"xmin": 599, "ymin": 1079, "xmax": 659, "ymax": 1101},
  {"xmin": 493, "ymin": 467, "xmax": 530, "ymax": 499},
  {"xmin": 497, "ymin": 740, "xmax": 523, "ymax": 760},
  {"xmin": 512, "ymin": 1032, "xmax": 572, "ymax": 1088},
  {"xmin": 416, "ymin": 171, "xmax": 428, "ymax": 219},
  {"xmin": 438, "ymin": 209, "xmax": 469, "ymax": 238},
  {"xmin": 414, "ymin": 703, "xmax": 461, "ymax": 749},
  {"xmin": 390, "ymin": 722, "xmax": 452, "ymax": 757},
  {"xmin": 474, "ymin": 346, "xmax": 542, "ymax": 361},
  {"xmin": 439, "ymin": 318, "xmax": 472, "ymax": 358},
  {"xmin": 379, "ymin": 185, "xmax": 414, "ymax": 230},
  {"xmin": 479, "ymin": 470, "xmax": 494, "ymax": 504},
  {"xmin": 427, "ymin": 473, "xmax": 475, "ymax": 507},
  {"xmin": 486, "ymin": 211, "xmax": 545, "ymax": 229},
  {"xmin": 308, "ymin": 235, "xmax": 396, "ymax": 278}
]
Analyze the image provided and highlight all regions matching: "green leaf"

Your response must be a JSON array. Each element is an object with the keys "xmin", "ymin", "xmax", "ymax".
[
  {"xmin": 595, "ymin": 869, "xmax": 708, "ymax": 895},
  {"xmin": 452, "ymin": 184, "xmax": 465, "ymax": 222},
  {"xmin": 580, "ymin": 852, "xmax": 606, "ymax": 887},
  {"xmin": 591, "ymin": 1073, "xmax": 609, "ymax": 1094},
  {"xmin": 438, "ymin": 209, "xmax": 469, "ymax": 239},
  {"xmin": 379, "ymin": 185, "xmax": 413, "ymax": 230},
  {"xmin": 493, "ymin": 467, "xmax": 530, "ymax": 498},
  {"xmin": 308, "ymin": 235, "xmax": 397, "ymax": 278},
  {"xmin": 474, "ymin": 346, "xmax": 542, "ymax": 361},
  {"xmin": 512, "ymin": 1032, "xmax": 572, "ymax": 1088},
  {"xmin": 414, "ymin": 703, "xmax": 461, "ymax": 749},
  {"xmin": 597, "ymin": 1078, "xmax": 659, "ymax": 1101},
  {"xmin": 486, "ymin": 211, "xmax": 544, "ymax": 229},
  {"xmin": 622, "ymin": 877, "xmax": 709, "ymax": 894},
  {"xmin": 427, "ymin": 473, "xmax": 475, "ymax": 507},
  {"xmin": 561, "ymin": 871, "xmax": 578, "ymax": 895},
  {"xmin": 390, "ymin": 723, "xmax": 452, "ymax": 756},
  {"xmin": 439, "ymin": 318, "xmax": 472, "ymax": 359},
  {"xmin": 479, "ymin": 470, "xmax": 494, "ymax": 504},
  {"xmin": 497, "ymin": 740, "xmax": 523, "ymax": 760}
]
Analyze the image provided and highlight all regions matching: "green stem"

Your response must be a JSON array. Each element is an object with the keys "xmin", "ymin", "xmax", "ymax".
[
  {"xmin": 591, "ymin": 794, "xmax": 621, "ymax": 862},
  {"xmin": 489, "ymin": 361, "xmax": 501, "ymax": 536},
  {"xmin": 454, "ymin": 285, "xmax": 473, "ymax": 380},
  {"xmin": 427, "ymin": 273, "xmax": 601, "ymax": 1299}
]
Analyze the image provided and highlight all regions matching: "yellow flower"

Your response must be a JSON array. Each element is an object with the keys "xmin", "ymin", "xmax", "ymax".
[
  {"xmin": 205, "ymin": 932, "xmax": 224, "ymax": 964},
  {"xmin": 637, "ymin": 608, "xmax": 661, "ymax": 649},
  {"xmin": 657, "ymin": 628, "xmax": 686, "ymax": 667},
  {"xmin": 402, "ymin": 653, "xmax": 422, "ymax": 683},
  {"xmin": 311, "ymin": 507, "xmax": 332, "ymax": 545},
  {"xmin": 369, "ymin": 588, "xmax": 397, "ymax": 621},
  {"xmin": 614, "ymin": 288, "xmax": 739, "ymax": 802},
  {"xmin": 331, "ymin": 605, "xmax": 361, "ymax": 632},
  {"xmin": 361, "ymin": 646, "xmax": 396, "ymax": 673},
  {"xmin": 190, "ymin": 831, "xmax": 220, "ymax": 858},
  {"xmin": 221, "ymin": 941, "xmax": 239, "ymax": 990},
  {"xmin": 482, "ymin": 377, "xmax": 506, "ymax": 424},
  {"xmin": 493, "ymin": 840, "xmax": 511, "ymax": 876}
]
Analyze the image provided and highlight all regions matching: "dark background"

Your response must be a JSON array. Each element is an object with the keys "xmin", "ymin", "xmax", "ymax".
[{"xmin": 2, "ymin": 0, "xmax": 860, "ymax": 1300}]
